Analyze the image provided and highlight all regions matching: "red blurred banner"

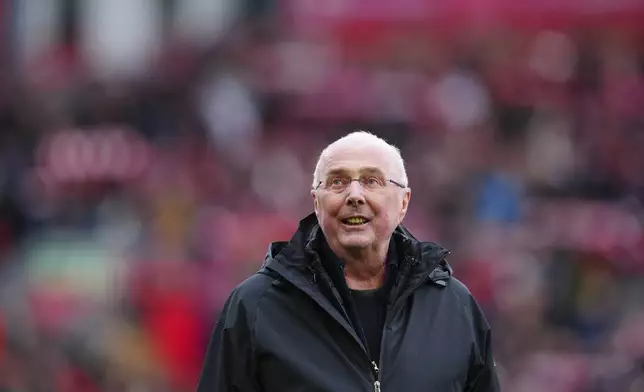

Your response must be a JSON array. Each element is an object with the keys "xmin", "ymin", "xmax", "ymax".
[{"xmin": 285, "ymin": 0, "xmax": 644, "ymax": 43}]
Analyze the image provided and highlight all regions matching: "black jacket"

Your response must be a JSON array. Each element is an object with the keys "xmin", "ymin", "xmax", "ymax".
[{"xmin": 197, "ymin": 214, "xmax": 500, "ymax": 392}]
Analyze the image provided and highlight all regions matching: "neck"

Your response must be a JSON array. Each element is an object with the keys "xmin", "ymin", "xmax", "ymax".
[{"xmin": 330, "ymin": 243, "xmax": 389, "ymax": 290}]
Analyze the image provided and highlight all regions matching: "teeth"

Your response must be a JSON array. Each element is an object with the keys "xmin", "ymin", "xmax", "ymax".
[{"xmin": 345, "ymin": 217, "xmax": 365, "ymax": 225}]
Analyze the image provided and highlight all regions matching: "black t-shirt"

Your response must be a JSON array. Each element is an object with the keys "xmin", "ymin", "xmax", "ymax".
[
  {"xmin": 349, "ymin": 286, "xmax": 388, "ymax": 363},
  {"xmin": 319, "ymin": 239, "xmax": 397, "ymax": 364}
]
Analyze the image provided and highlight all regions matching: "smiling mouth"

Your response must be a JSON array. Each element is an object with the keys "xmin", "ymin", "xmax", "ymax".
[{"xmin": 341, "ymin": 217, "xmax": 370, "ymax": 226}]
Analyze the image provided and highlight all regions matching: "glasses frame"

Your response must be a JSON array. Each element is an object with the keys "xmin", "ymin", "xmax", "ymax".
[{"xmin": 314, "ymin": 178, "xmax": 407, "ymax": 191}]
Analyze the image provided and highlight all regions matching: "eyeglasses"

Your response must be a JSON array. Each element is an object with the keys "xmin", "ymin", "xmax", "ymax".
[{"xmin": 315, "ymin": 177, "xmax": 407, "ymax": 193}]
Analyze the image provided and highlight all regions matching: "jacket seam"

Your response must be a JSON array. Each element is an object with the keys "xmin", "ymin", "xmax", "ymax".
[
  {"xmin": 249, "ymin": 276, "xmax": 275, "ymax": 384},
  {"xmin": 251, "ymin": 281, "xmax": 273, "ymax": 348},
  {"xmin": 451, "ymin": 285, "xmax": 485, "ymax": 365}
]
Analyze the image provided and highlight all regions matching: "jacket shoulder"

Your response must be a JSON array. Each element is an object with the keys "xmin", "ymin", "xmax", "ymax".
[
  {"xmin": 220, "ymin": 272, "xmax": 275, "ymax": 326},
  {"xmin": 446, "ymin": 277, "xmax": 492, "ymax": 330},
  {"xmin": 447, "ymin": 277, "xmax": 474, "ymax": 302}
]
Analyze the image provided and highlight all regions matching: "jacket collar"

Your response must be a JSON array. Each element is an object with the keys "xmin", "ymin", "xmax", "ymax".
[{"xmin": 262, "ymin": 213, "xmax": 452, "ymax": 293}]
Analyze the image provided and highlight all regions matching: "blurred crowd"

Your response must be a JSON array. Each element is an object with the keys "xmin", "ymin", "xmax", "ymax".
[{"xmin": 1, "ymin": 1, "xmax": 644, "ymax": 391}]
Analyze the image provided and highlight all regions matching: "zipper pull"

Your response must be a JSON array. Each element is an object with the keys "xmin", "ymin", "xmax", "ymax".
[{"xmin": 372, "ymin": 361, "xmax": 381, "ymax": 392}]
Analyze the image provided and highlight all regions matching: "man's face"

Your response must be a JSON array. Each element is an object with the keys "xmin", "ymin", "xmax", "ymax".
[{"xmin": 311, "ymin": 144, "xmax": 410, "ymax": 253}]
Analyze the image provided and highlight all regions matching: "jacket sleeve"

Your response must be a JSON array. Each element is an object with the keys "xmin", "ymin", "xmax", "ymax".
[
  {"xmin": 196, "ymin": 289, "xmax": 262, "ymax": 392},
  {"xmin": 464, "ymin": 297, "xmax": 501, "ymax": 392}
]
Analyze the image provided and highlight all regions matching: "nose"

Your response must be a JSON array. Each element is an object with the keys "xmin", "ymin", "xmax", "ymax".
[{"xmin": 345, "ymin": 180, "xmax": 366, "ymax": 206}]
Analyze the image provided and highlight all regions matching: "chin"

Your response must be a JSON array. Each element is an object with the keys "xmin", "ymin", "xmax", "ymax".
[{"xmin": 338, "ymin": 233, "xmax": 374, "ymax": 249}]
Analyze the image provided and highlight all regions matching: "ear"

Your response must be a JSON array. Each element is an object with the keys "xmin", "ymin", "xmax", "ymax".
[
  {"xmin": 399, "ymin": 188, "xmax": 411, "ymax": 223},
  {"xmin": 311, "ymin": 189, "xmax": 319, "ymax": 215}
]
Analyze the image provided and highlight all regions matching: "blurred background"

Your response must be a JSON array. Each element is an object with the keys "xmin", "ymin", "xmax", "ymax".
[{"xmin": 0, "ymin": 0, "xmax": 644, "ymax": 391}]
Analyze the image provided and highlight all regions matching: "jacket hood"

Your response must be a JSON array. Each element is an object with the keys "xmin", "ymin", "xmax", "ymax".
[{"xmin": 262, "ymin": 213, "xmax": 452, "ymax": 287}]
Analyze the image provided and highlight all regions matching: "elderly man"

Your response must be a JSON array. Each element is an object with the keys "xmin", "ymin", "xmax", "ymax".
[{"xmin": 197, "ymin": 132, "xmax": 500, "ymax": 392}]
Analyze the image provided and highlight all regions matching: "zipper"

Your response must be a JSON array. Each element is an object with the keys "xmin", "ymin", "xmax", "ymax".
[{"xmin": 372, "ymin": 361, "xmax": 381, "ymax": 392}]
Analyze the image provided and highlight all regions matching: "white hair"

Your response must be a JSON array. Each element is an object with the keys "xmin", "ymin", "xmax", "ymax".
[{"xmin": 312, "ymin": 131, "xmax": 408, "ymax": 189}]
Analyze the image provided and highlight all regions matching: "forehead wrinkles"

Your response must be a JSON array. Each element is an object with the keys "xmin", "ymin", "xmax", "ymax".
[
  {"xmin": 321, "ymin": 144, "xmax": 394, "ymax": 176},
  {"xmin": 325, "ymin": 167, "xmax": 385, "ymax": 179}
]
